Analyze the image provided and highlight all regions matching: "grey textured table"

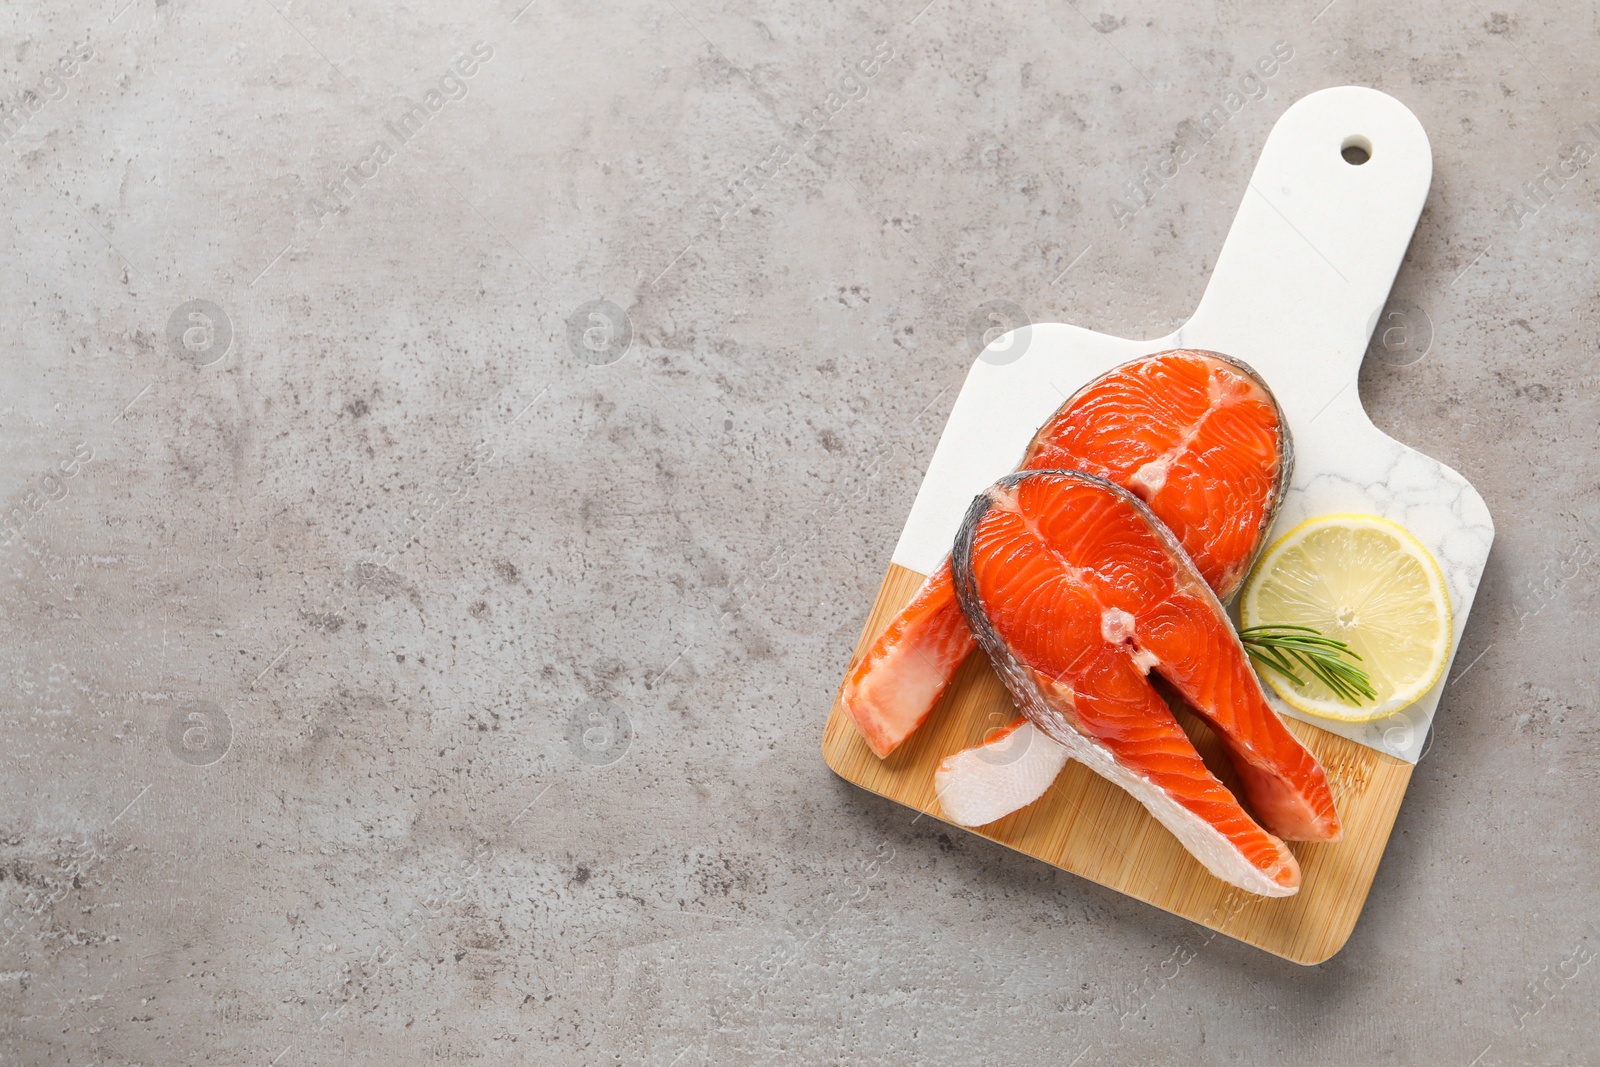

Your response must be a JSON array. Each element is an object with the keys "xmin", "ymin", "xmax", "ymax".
[{"xmin": 1, "ymin": 1, "xmax": 1595, "ymax": 1064}]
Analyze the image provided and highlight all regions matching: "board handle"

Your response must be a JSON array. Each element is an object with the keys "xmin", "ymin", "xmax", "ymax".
[{"xmin": 1181, "ymin": 87, "xmax": 1432, "ymax": 402}]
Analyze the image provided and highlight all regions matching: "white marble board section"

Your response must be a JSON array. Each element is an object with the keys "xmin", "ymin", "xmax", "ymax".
[{"xmin": 890, "ymin": 87, "xmax": 1494, "ymax": 763}]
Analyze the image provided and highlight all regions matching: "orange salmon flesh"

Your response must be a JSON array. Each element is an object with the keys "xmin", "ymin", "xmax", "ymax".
[
  {"xmin": 951, "ymin": 471, "xmax": 1340, "ymax": 894},
  {"xmin": 841, "ymin": 350, "xmax": 1290, "ymax": 760}
]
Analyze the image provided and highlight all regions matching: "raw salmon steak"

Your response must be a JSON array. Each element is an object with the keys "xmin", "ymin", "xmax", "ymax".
[
  {"xmin": 950, "ymin": 470, "xmax": 1340, "ymax": 893},
  {"xmin": 841, "ymin": 350, "xmax": 1290, "ymax": 760}
]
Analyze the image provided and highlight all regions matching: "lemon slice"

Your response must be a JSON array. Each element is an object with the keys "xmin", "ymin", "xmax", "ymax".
[{"xmin": 1240, "ymin": 514, "xmax": 1452, "ymax": 722}]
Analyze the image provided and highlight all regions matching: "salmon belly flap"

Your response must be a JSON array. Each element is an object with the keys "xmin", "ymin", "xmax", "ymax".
[
  {"xmin": 840, "ymin": 350, "xmax": 1290, "ymax": 759},
  {"xmin": 839, "ymin": 559, "xmax": 974, "ymax": 759},
  {"xmin": 949, "ymin": 471, "xmax": 1333, "ymax": 895}
]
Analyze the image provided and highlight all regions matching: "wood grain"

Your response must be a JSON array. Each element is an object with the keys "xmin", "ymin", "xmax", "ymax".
[{"xmin": 821, "ymin": 563, "xmax": 1413, "ymax": 965}]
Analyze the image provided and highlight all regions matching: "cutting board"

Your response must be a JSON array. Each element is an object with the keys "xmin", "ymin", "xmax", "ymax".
[{"xmin": 821, "ymin": 87, "xmax": 1494, "ymax": 964}]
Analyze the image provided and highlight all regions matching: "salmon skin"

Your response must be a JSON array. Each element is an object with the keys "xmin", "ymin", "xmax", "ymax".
[
  {"xmin": 841, "ymin": 350, "xmax": 1291, "ymax": 760},
  {"xmin": 950, "ymin": 470, "xmax": 1339, "ymax": 893}
]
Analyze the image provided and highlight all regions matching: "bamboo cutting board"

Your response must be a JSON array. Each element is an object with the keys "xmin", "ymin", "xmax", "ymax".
[
  {"xmin": 822, "ymin": 88, "xmax": 1494, "ymax": 964},
  {"xmin": 823, "ymin": 566, "xmax": 1412, "ymax": 964}
]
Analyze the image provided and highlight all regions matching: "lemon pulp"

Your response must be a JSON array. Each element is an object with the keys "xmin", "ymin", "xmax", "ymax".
[{"xmin": 1240, "ymin": 514, "xmax": 1452, "ymax": 723}]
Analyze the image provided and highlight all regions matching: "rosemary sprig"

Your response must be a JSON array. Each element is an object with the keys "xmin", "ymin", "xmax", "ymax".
[{"xmin": 1238, "ymin": 624, "xmax": 1377, "ymax": 705}]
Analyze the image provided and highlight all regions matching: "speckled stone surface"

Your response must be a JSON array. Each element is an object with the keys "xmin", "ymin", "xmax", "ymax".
[{"xmin": 0, "ymin": 1, "xmax": 1596, "ymax": 1064}]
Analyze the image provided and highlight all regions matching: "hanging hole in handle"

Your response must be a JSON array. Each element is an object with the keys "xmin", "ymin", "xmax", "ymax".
[{"xmin": 1341, "ymin": 135, "xmax": 1372, "ymax": 165}]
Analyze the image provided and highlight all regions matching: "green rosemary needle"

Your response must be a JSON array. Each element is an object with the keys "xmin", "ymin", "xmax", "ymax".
[{"xmin": 1238, "ymin": 624, "xmax": 1378, "ymax": 705}]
